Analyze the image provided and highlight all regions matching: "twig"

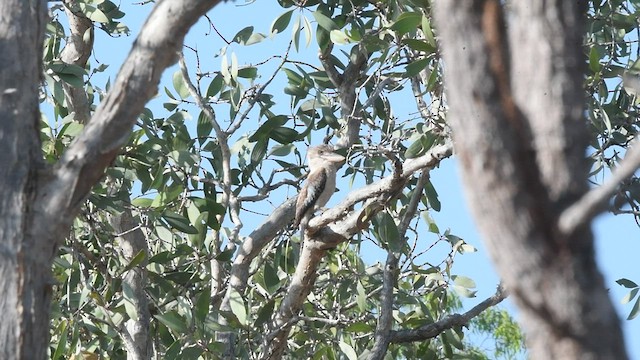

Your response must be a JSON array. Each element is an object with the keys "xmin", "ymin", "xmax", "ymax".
[
  {"xmin": 369, "ymin": 171, "xmax": 430, "ymax": 360},
  {"xmin": 558, "ymin": 137, "xmax": 640, "ymax": 236},
  {"xmin": 389, "ymin": 284, "xmax": 507, "ymax": 343}
]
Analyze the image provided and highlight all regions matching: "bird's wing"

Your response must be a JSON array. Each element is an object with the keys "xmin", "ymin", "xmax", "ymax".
[{"xmin": 294, "ymin": 168, "xmax": 328, "ymax": 228}]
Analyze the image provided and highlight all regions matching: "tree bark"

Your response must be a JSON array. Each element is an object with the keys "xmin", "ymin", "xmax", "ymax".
[
  {"xmin": 433, "ymin": 1, "xmax": 628, "ymax": 359},
  {"xmin": 0, "ymin": 0, "xmax": 221, "ymax": 358},
  {"xmin": 0, "ymin": 1, "xmax": 49, "ymax": 358}
]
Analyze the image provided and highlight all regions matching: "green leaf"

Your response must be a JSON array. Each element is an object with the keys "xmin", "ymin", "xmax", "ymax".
[
  {"xmin": 121, "ymin": 250, "xmax": 146, "ymax": 274},
  {"xmin": 173, "ymin": 71, "xmax": 190, "ymax": 99},
  {"xmin": 228, "ymin": 289, "xmax": 247, "ymax": 326},
  {"xmin": 422, "ymin": 15, "xmax": 437, "ymax": 47},
  {"xmin": 313, "ymin": 10, "xmax": 338, "ymax": 31},
  {"xmin": 52, "ymin": 320, "xmax": 68, "ymax": 360},
  {"xmin": 622, "ymin": 288, "xmax": 639, "ymax": 304},
  {"xmin": 163, "ymin": 211, "xmax": 199, "ymax": 234},
  {"xmin": 589, "ymin": 46, "xmax": 601, "ymax": 73},
  {"xmin": 330, "ymin": 30, "xmax": 351, "ymax": 45},
  {"xmin": 255, "ymin": 299, "xmax": 275, "ymax": 326},
  {"xmin": 206, "ymin": 74, "xmax": 224, "ymax": 98},
  {"xmin": 264, "ymin": 262, "xmax": 281, "ymax": 294},
  {"xmin": 405, "ymin": 132, "xmax": 437, "ymax": 159},
  {"xmin": 425, "ymin": 180, "xmax": 441, "ymax": 212},
  {"xmin": 445, "ymin": 329, "xmax": 464, "ymax": 350},
  {"xmin": 237, "ymin": 66, "xmax": 258, "ymax": 79},
  {"xmin": 453, "ymin": 285, "xmax": 477, "ymax": 298},
  {"xmin": 233, "ymin": 26, "xmax": 255, "ymax": 45},
  {"xmin": 197, "ymin": 111, "xmax": 213, "ymax": 145},
  {"xmin": 338, "ymin": 341, "xmax": 358, "ymax": 360},
  {"xmin": 215, "ymin": 248, "xmax": 235, "ymax": 262},
  {"xmin": 628, "ymin": 296, "xmax": 640, "ymax": 320},
  {"xmin": 181, "ymin": 346, "xmax": 204, "ymax": 359},
  {"xmin": 617, "ymin": 278, "xmax": 638, "ymax": 288},
  {"xmin": 56, "ymin": 73, "xmax": 85, "ymax": 88},
  {"xmin": 452, "ymin": 275, "xmax": 476, "ymax": 289},
  {"xmin": 251, "ymin": 137, "xmax": 268, "ymax": 165},
  {"xmin": 155, "ymin": 311, "xmax": 188, "ymax": 333},
  {"xmin": 122, "ymin": 283, "xmax": 139, "ymax": 321},
  {"xmin": 405, "ymin": 57, "xmax": 430, "ymax": 77},
  {"xmin": 195, "ymin": 287, "xmax": 211, "ymax": 322},
  {"xmin": 292, "ymin": 13, "xmax": 301, "ymax": 51},
  {"xmin": 155, "ymin": 226, "xmax": 173, "ymax": 242},
  {"xmin": 356, "ymin": 281, "xmax": 366, "ymax": 312},
  {"xmin": 345, "ymin": 322, "xmax": 373, "ymax": 333},
  {"xmin": 302, "ymin": 15, "xmax": 313, "ymax": 48},
  {"xmin": 271, "ymin": 9, "xmax": 294, "ymax": 34},
  {"xmin": 245, "ymin": 32, "xmax": 267, "ymax": 46},
  {"xmin": 81, "ymin": 4, "xmax": 110, "ymax": 23},
  {"xmin": 48, "ymin": 61, "xmax": 87, "ymax": 88},
  {"xmin": 249, "ymin": 115, "xmax": 289, "ymax": 142},
  {"xmin": 404, "ymin": 39, "xmax": 435, "ymax": 53},
  {"xmin": 375, "ymin": 212, "xmax": 402, "ymax": 253},
  {"xmin": 270, "ymin": 127, "xmax": 299, "ymax": 144},
  {"xmin": 230, "ymin": 53, "xmax": 239, "ymax": 81},
  {"xmin": 390, "ymin": 12, "xmax": 421, "ymax": 35},
  {"xmin": 422, "ymin": 211, "xmax": 440, "ymax": 234},
  {"xmin": 269, "ymin": 144, "xmax": 295, "ymax": 157}
]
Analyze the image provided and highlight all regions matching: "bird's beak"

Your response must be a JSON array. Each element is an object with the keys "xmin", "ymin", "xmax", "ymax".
[{"xmin": 327, "ymin": 153, "xmax": 345, "ymax": 163}]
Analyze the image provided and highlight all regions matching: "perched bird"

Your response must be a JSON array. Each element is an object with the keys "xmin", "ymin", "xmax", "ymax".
[{"xmin": 294, "ymin": 144, "xmax": 345, "ymax": 235}]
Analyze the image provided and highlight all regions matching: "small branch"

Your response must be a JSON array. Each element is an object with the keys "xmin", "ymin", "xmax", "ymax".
[
  {"xmin": 389, "ymin": 285, "xmax": 507, "ymax": 343},
  {"xmin": 360, "ymin": 77, "xmax": 392, "ymax": 111},
  {"xmin": 369, "ymin": 171, "xmax": 429, "ymax": 360},
  {"xmin": 60, "ymin": 0, "xmax": 94, "ymax": 123},
  {"xmin": 228, "ymin": 41, "xmax": 292, "ymax": 135},
  {"xmin": 558, "ymin": 138, "xmax": 640, "ymax": 236},
  {"xmin": 178, "ymin": 53, "xmax": 225, "ymax": 138},
  {"xmin": 319, "ymin": 42, "xmax": 342, "ymax": 87}
]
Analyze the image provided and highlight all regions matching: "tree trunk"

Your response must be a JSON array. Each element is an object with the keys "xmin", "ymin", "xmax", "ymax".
[
  {"xmin": 434, "ymin": 1, "xmax": 628, "ymax": 359},
  {"xmin": 0, "ymin": 1, "xmax": 51, "ymax": 358}
]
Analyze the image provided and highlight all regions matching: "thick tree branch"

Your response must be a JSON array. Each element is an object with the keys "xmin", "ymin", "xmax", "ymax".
[
  {"xmin": 262, "ymin": 142, "xmax": 453, "ymax": 359},
  {"xmin": 260, "ymin": 242, "xmax": 328, "ymax": 360},
  {"xmin": 310, "ymin": 140, "xmax": 453, "ymax": 231},
  {"xmin": 58, "ymin": 4, "xmax": 153, "ymax": 359},
  {"xmin": 41, "ymin": 0, "xmax": 221, "ymax": 222},
  {"xmin": 389, "ymin": 285, "xmax": 507, "ymax": 343},
  {"xmin": 559, "ymin": 138, "xmax": 640, "ymax": 236}
]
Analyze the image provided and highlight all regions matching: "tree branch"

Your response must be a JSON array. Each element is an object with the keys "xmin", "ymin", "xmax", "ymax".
[
  {"xmin": 309, "ymin": 140, "xmax": 453, "ymax": 232},
  {"xmin": 434, "ymin": 1, "xmax": 628, "ymax": 358},
  {"xmin": 60, "ymin": 0, "xmax": 94, "ymax": 123},
  {"xmin": 41, "ymin": 0, "xmax": 222, "ymax": 220},
  {"xmin": 559, "ymin": 138, "xmax": 640, "ymax": 236},
  {"xmin": 369, "ymin": 171, "xmax": 430, "ymax": 360},
  {"xmin": 389, "ymin": 285, "xmax": 507, "ymax": 343}
]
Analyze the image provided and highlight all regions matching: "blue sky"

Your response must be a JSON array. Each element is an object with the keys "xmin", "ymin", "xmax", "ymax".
[{"xmin": 80, "ymin": 1, "xmax": 639, "ymax": 357}]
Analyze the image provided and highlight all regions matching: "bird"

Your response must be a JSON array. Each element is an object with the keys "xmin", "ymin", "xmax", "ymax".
[{"xmin": 293, "ymin": 144, "xmax": 345, "ymax": 237}]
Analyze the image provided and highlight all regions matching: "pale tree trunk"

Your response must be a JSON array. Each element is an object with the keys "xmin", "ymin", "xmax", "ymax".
[
  {"xmin": 0, "ymin": 1, "xmax": 221, "ymax": 358},
  {"xmin": 110, "ymin": 211, "xmax": 152, "ymax": 360},
  {"xmin": 0, "ymin": 1, "xmax": 50, "ymax": 358},
  {"xmin": 434, "ymin": 1, "xmax": 628, "ymax": 359}
]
